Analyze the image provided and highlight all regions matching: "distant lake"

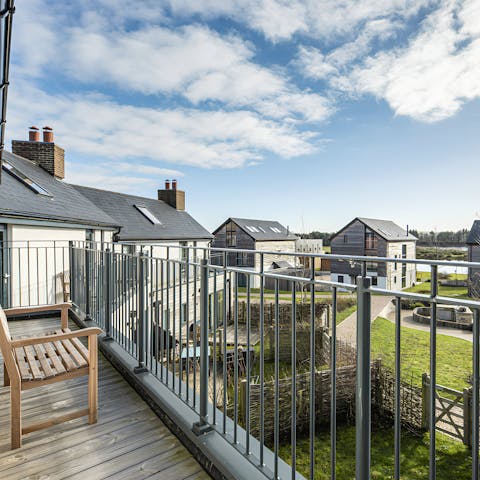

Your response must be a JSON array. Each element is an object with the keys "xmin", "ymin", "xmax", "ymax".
[{"xmin": 417, "ymin": 264, "xmax": 468, "ymax": 274}]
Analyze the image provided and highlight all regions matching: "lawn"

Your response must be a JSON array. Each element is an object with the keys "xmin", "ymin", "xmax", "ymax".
[
  {"xmin": 405, "ymin": 282, "xmax": 469, "ymax": 298},
  {"xmin": 371, "ymin": 317, "xmax": 472, "ymax": 391},
  {"xmin": 279, "ymin": 424, "xmax": 472, "ymax": 480},
  {"xmin": 336, "ymin": 304, "xmax": 356, "ymax": 325}
]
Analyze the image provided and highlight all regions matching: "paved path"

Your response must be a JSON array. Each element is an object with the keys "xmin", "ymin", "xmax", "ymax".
[
  {"xmin": 337, "ymin": 295, "xmax": 394, "ymax": 345},
  {"xmin": 384, "ymin": 309, "xmax": 473, "ymax": 343}
]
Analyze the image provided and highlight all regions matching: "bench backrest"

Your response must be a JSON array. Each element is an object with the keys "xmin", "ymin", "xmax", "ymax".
[{"xmin": 0, "ymin": 305, "xmax": 20, "ymax": 384}]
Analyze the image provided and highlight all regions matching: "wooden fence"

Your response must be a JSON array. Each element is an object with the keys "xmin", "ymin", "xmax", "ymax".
[{"xmin": 422, "ymin": 373, "xmax": 473, "ymax": 446}]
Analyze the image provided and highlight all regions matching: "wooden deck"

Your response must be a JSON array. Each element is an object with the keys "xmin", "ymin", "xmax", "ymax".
[{"xmin": 0, "ymin": 317, "xmax": 211, "ymax": 480}]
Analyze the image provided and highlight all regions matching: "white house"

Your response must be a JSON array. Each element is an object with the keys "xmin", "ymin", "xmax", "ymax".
[{"xmin": 0, "ymin": 127, "xmax": 213, "ymax": 317}]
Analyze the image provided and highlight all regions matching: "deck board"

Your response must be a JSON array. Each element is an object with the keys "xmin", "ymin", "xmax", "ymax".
[{"xmin": 0, "ymin": 317, "xmax": 211, "ymax": 480}]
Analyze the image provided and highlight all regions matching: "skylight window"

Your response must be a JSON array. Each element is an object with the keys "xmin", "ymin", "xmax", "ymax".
[
  {"xmin": 135, "ymin": 205, "xmax": 162, "ymax": 225},
  {"xmin": 2, "ymin": 160, "xmax": 51, "ymax": 196},
  {"xmin": 258, "ymin": 226, "xmax": 265, "ymax": 233},
  {"xmin": 269, "ymin": 227, "xmax": 281, "ymax": 233}
]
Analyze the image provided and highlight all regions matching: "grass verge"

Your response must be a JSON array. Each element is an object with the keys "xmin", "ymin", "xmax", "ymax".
[
  {"xmin": 279, "ymin": 425, "xmax": 472, "ymax": 479},
  {"xmin": 371, "ymin": 317, "xmax": 472, "ymax": 391}
]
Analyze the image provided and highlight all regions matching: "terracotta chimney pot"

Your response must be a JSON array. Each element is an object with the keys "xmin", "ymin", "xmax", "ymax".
[
  {"xmin": 43, "ymin": 126, "xmax": 54, "ymax": 143},
  {"xmin": 29, "ymin": 126, "xmax": 40, "ymax": 142},
  {"xmin": 172, "ymin": 179, "xmax": 177, "ymax": 190},
  {"xmin": 165, "ymin": 179, "xmax": 171, "ymax": 190}
]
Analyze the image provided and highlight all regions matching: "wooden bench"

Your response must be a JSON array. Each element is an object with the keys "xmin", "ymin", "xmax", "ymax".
[{"xmin": 0, "ymin": 303, "xmax": 102, "ymax": 449}]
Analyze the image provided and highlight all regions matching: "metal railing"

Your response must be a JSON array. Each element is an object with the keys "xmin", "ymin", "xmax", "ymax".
[{"xmin": 2, "ymin": 241, "xmax": 480, "ymax": 480}]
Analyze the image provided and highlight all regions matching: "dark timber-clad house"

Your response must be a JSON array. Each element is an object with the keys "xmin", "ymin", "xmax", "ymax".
[
  {"xmin": 467, "ymin": 220, "xmax": 480, "ymax": 297},
  {"xmin": 212, "ymin": 217, "xmax": 298, "ymax": 286},
  {"xmin": 330, "ymin": 217, "xmax": 417, "ymax": 290}
]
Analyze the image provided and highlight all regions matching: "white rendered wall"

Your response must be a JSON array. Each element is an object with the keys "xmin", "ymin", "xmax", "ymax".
[{"xmin": 7, "ymin": 224, "xmax": 113, "ymax": 306}]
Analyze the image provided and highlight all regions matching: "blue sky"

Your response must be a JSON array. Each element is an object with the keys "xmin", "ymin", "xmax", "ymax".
[{"xmin": 6, "ymin": 0, "xmax": 480, "ymax": 233}]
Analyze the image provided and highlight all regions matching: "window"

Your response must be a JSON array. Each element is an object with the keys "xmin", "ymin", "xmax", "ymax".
[
  {"xmin": 2, "ymin": 160, "xmax": 51, "ymax": 196},
  {"xmin": 394, "ymin": 276, "xmax": 397, "ymax": 284},
  {"xmin": 226, "ymin": 223, "xmax": 237, "ymax": 247},
  {"xmin": 236, "ymin": 252, "xmax": 251, "ymax": 267},
  {"xmin": 135, "ymin": 205, "xmax": 162, "ymax": 225},
  {"xmin": 394, "ymin": 255, "xmax": 398, "ymax": 270},
  {"xmin": 366, "ymin": 262, "xmax": 378, "ymax": 272},
  {"xmin": 365, "ymin": 228, "xmax": 377, "ymax": 249},
  {"xmin": 338, "ymin": 275, "xmax": 344, "ymax": 283},
  {"xmin": 86, "ymin": 229, "xmax": 94, "ymax": 244},
  {"xmin": 343, "ymin": 235, "xmax": 348, "ymax": 244},
  {"xmin": 180, "ymin": 241, "xmax": 188, "ymax": 274},
  {"xmin": 401, "ymin": 245, "xmax": 407, "ymax": 288},
  {"xmin": 269, "ymin": 227, "xmax": 281, "ymax": 233},
  {"xmin": 258, "ymin": 226, "xmax": 266, "ymax": 233},
  {"xmin": 371, "ymin": 277, "xmax": 378, "ymax": 286}
]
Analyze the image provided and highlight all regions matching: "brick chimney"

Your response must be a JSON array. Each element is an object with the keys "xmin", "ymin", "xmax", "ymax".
[
  {"xmin": 158, "ymin": 179, "xmax": 185, "ymax": 210},
  {"xmin": 12, "ymin": 126, "xmax": 65, "ymax": 179}
]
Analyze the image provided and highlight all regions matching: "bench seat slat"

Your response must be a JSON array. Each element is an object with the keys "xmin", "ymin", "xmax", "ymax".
[
  {"xmin": 14, "ymin": 347, "xmax": 32, "ymax": 381},
  {"xmin": 55, "ymin": 330, "xmax": 88, "ymax": 368},
  {"xmin": 52, "ymin": 339, "xmax": 77, "ymax": 371},
  {"xmin": 33, "ymin": 343, "xmax": 55, "ymax": 378},
  {"xmin": 24, "ymin": 345, "xmax": 44, "ymax": 380},
  {"xmin": 42, "ymin": 341, "xmax": 66, "ymax": 375}
]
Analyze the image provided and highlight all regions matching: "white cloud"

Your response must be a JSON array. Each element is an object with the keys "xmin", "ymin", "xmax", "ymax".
[
  {"xmin": 338, "ymin": 0, "xmax": 480, "ymax": 121},
  {"xmin": 296, "ymin": 18, "xmax": 401, "ymax": 81},
  {"xmin": 114, "ymin": 163, "xmax": 184, "ymax": 178},
  {"xmin": 63, "ymin": 24, "xmax": 331, "ymax": 122},
  {"xmin": 11, "ymin": 5, "xmax": 333, "ymax": 124},
  {"xmin": 165, "ymin": 0, "xmax": 433, "ymax": 41},
  {"xmin": 66, "ymin": 164, "xmax": 161, "ymax": 194},
  {"xmin": 7, "ymin": 82, "xmax": 318, "ymax": 170},
  {"xmin": 295, "ymin": 0, "xmax": 480, "ymax": 122},
  {"xmin": 11, "ymin": 0, "xmax": 58, "ymax": 77},
  {"xmin": 65, "ymin": 25, "xmax": 250, "ymax": 95}
]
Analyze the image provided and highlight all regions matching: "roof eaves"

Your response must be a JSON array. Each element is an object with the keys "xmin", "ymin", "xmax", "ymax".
[{"xmin": 0, "ymin": 209, "xmax": 119, "ymax": 228}]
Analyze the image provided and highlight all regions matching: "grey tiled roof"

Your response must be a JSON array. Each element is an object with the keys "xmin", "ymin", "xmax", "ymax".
[
  {"xmin": 216, "ymin": 217, "xmax": 298, "ymax": 241},
  {"xmin": 467, "ymin": 221, "xmax": 480, "ymax": 245},
  {"xmin": 72, "ymin": 185, "xmax": 212, "ymax": 241},
  {"xmin": 357, "ymin": 217, "xmax": 417, "ymax": 241},
  {"xmin": 0, "ymin": 151, "xmax": 118, "ymax": 227}
]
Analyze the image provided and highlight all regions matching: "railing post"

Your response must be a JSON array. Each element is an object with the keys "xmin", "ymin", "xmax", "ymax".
[
  {"xmin": 85, "ymin": 245, "xmax": 91, "ymax": 320},
  {"xmin": 134, "ymin": 252, "xmax": 148, "ymax": 373},
  {"xmin": 68, "ymin": 241, "xmax": 75, "ymax": 307},
  {"xmin": 193, "ymin": 258, "xmax": 213, "ymax": 435},
  {"xmin": 463, "ymin": 387, "xmax": 471, "ymax": 447},
  {"xmin": 103, "ymin": 248, "xmax": 113, "ymax": 341},
  {"xmin": 356, "ymin": 274, "xmax": 371, "ymax": 480},
  {"xmin": 422, "ymin": 373, "xmax": 429, "ymax": 429}
]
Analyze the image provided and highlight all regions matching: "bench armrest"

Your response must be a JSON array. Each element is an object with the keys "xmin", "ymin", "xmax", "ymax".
[
  {"xmin": 5, "ymin": 303, "xmax": 72, "ymax": 329},
  {"xmin": 4, "ymin": 303, "xmax": 71, "ymax": 318},
  {"xmin": 11, "ymin": 327, "xmax": 102, "ymax": 348}
]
